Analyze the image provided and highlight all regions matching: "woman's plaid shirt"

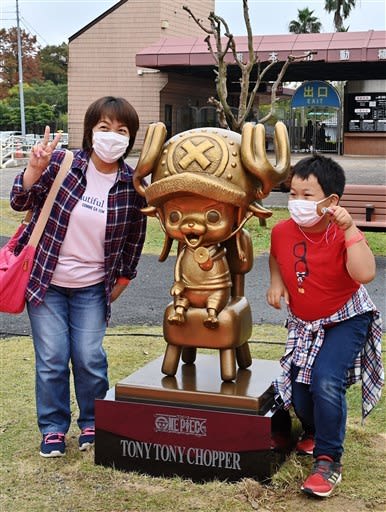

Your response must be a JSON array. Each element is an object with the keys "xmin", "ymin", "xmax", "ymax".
[{"xmin": 10, "ymin": 149, "xmax": 147, "ymax": 322}]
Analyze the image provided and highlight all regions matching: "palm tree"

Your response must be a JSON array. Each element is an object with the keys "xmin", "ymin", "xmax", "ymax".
[
  {"xmin": 289, "ymin": 8, "xmax": 322, "ymax": 34},
  {"xmin": 325, "ymin": 0, "xmax": 356, "ymax": 31}
]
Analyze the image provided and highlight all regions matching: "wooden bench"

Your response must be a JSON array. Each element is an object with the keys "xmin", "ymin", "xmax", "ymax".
[
  {"xmin": 271, "ymin": 182, "xmax": 386, "ymax": 232},
  {"xmin": 340, "ymin": 184, "xmax": 386, "ymax": 232}
]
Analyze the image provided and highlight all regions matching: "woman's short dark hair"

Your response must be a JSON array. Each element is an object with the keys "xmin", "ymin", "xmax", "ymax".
[
  {"xmin": 291, "ymin": 154, "xmax": 346, "ymax": 197},
  {"xmin": 82, "ymin": 96, "xmax": 139, "ymax": 158}
]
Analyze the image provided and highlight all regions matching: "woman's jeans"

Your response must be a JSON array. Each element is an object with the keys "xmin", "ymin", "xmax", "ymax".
[
  {"xmin": 291, "ymin": 312, "xmax": 372, "ymax": 462},
  {"xmin": 27, "ymin": 282, "xmax": 109, "ymax": 434}
]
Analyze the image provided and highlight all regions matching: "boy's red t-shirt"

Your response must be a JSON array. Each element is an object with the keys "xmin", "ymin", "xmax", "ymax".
[{"xmin": 270, "ymin": 219, "xmax": 360, "ymax": 321}]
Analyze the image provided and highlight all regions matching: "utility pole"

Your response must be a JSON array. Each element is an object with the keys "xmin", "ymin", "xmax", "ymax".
[{"xmin": 16, "ymin": 0, "xmax": 26, "ymax": 135}]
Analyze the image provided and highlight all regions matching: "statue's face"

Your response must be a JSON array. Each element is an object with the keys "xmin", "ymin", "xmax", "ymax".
[{"xmin": 163, "ymin": 195, "xmax": 236, "ymax": 248}]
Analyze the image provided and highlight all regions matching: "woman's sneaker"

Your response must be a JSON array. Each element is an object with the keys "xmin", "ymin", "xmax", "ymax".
[
  {"xmin": 296, "ymin": 433, "xmax": 315, "ymax": 455},
  {"xmin": 301, "ymin": 455, "xmax": 342, "ymax": 497},
  {"xmin": 79, "ymin": 427, "xmax": 95, "ymax": 451},
  {"xmin": 40, "ymin": 433, "xmax": 66, "ymax": 457}
]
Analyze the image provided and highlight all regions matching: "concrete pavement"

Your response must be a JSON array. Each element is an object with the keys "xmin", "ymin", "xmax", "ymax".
[
  {"xmin": 1, "ymin": 253, "xmax": 385, "ymax": 338},
  {"xmin": 0, "ymin": 153, "xmax": 385, "ymax": 336},
  {"xmin": 1, "ymin": 153, "xmax": 385, "ymax": 201}
]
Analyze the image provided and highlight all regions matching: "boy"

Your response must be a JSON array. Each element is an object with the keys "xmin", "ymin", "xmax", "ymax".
[{"xmin": 266, "ymin": 154, "xmax": 383, "ymax": 498}]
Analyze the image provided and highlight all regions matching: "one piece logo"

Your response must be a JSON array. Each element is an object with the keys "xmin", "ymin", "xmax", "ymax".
[{"xmin": 154, "ymin": 414, "xmax": 207, "ymax": 437}]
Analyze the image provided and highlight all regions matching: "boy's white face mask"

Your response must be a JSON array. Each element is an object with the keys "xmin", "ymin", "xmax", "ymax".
[
  {"xmin": 288, "ymin": 197, "xmax": 332, "ymax": 227},
  {"xmin": 92, "ymin": 131, "xmax": 129, "ymax": 163}
]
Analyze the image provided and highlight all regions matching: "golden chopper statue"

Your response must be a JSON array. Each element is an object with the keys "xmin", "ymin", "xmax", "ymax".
[{"xmin": 133, "ymin": 122, "xmax": 290, "ymax": 382}]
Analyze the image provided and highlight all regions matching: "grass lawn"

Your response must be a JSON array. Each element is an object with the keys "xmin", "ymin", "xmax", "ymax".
[
  {"xmin": 1, "ymin": 198, "xmax": 385, "ymax": 511},
  {"xmin": 0, "ymin": 325, "xmax": 385, "ymax": 512}
]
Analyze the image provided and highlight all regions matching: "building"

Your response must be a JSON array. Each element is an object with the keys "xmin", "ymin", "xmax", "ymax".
[
  {"xmin": 68, "ymin": 0, "xmax": 386, "ymax": 155},
  {"xmin": 68, "ymin": 0, "xmax": 215, "ymax": 149}
]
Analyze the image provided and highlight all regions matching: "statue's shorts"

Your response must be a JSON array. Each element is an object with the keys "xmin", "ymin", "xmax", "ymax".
[{"xmin": 174, "ymin": 288, "xmax": 230, "ymax": 311}]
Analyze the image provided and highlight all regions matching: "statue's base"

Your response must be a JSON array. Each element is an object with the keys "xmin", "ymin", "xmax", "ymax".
[{"xmin": 95, "ymin": 354, "xmax": 292, "ymax": 482}]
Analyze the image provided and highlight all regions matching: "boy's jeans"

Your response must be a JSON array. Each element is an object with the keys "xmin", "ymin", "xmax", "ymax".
[
  {"xmin": 291, "ymin": 312, "xmax": 372, "ymax": 462},
  {"xmin": 27, "ymin": 282, "xmax": 109, "ymax": 434}
]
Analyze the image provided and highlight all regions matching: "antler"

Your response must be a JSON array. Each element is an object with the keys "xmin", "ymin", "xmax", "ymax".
[
  {"xmin": 133, "ymin": 122, "xmax": 167, "ymax": 196},
  {"xmin": 241, "ymin": 121, "xmax": 290, "ymax": 198}
]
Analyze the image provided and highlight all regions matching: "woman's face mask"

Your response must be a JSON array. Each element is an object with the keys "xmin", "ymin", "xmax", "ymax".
[
  {"xmin": 92, "ymin": 131, "xmax": 130, "ymax": 163},
  {"xmin": 288, "ymin": 197, "xmax": 332, "ymax": 227}
]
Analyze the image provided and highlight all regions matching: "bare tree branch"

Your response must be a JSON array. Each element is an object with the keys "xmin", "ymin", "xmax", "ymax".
[
  {"xmin": 204, "ymin": 35, "xmax": 219, "ymax": 65},
  {"xmin": 208, "ymin": 97, "xmax": 228, "ymax": 128},
  {"xmin": 243, "ymin": 59, "xmax": 277, "ymax": 125},
  {"xmin": 208, "ymin": 12, "xmax": 232, "ymax": 41},
  {"xmin": 184, "ymin": 1, "xmax": 313, "ymax": 132},
  {"xmin": 207, "ymin": 12, "xmax": 234, "ymax": 61},
  {"xmin": 243, "ymin": 0, "xmax": 255, "ymax": 64},
  {"xmin": 183, "ymin": 5, "xmax": 212, "ymax": 34},
  {"xmin": 259, "ymin": 51, "xmax": 315, "ymax": 124}
]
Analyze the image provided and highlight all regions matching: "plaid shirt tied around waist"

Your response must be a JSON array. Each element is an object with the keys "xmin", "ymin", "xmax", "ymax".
[{"xmin": 274, "ymin": 285, "xmax": 384, "ymax": 419}]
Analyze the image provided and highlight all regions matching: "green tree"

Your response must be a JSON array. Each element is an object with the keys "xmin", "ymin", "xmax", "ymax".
[
  {"xmin": 325, "ymin": 0, "xmax": 356, "ymax": 31},
  {"xmin": 0, "ymin": 101, "xmax": 15, "ymax": 128},
  {"xmin": 0, "ymin": 27, "xmax": 42, "ymax": 98},
  {"xmin": 0, "ymin": 29, "xmax": 68, "ymax": 132},
  {"xmin": 7, "ymin": 81, "xmax": 67, "ymax": 113},
  {"xmin": 4, "ymin": 81, "xmax": 67, "ymax": 132},
  {"xmin": 24, "ymin": 103, "xmax": 56, "ymax": 133},
  {"xmin": 289, "ymin": 8, "xmax": 322, "ymax": 34},
  {"xmin": 39, "ymin": 43, "xmax": 68, "ymax": 84}
]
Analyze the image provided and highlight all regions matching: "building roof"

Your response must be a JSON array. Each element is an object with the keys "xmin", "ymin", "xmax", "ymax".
[
  {"xmin": 136, "ymin": 30, "xmax": 386, "ymax": 81},
  {"xmin": 69, "ymin": 0, "xmax": 128, "ymax": 42}
]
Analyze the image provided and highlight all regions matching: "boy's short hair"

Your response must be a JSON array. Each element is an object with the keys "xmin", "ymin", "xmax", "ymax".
[
  {"xmin": 82, "ymin": 96, "xmax": 139, "ymax": 157},
  {"xmin": 291, "ymin": 154, "xmax": 346, "ymax": 197}
]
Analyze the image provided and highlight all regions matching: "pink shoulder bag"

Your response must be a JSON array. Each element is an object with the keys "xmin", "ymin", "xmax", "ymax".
[{"xmin": 0, "ymin": 150, "xmax": 74, "ymax": 314}]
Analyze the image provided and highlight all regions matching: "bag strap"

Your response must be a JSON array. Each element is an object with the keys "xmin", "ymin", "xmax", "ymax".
[{"xmin": 28, "ymin": 150, "xmax": 74, "ymax": 248}]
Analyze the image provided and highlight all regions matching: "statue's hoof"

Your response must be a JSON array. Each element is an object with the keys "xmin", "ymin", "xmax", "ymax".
[
  {"xmin": 204, "ymin": 317, "xmax": 219, "ymax": 329},
  {"xmin": 168, "ymin": 313, "xmax": 185, "ymax": 325}
]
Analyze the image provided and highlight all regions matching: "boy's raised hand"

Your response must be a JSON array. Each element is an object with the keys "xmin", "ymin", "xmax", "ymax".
[{"xmin": 329, "ymin": 205, "xmax": 354, "ymax": 232}]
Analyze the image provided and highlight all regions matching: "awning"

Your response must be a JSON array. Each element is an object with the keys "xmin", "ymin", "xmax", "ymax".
[{"xmin": 136, "ymin": 30, "xmax": 386, "ymax": 82}]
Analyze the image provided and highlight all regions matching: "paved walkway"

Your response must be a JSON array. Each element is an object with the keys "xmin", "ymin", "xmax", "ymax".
[
  {"xmin": 1, "ymin": 253, "xmax": 385, "ymax": 338},
  {"xmin": 1, "ymin": 153, "xmax": 385, "ymax": 200},
  {"xmin": 0, "ymin": 153, "xmax": 385, "ymax": 336}
]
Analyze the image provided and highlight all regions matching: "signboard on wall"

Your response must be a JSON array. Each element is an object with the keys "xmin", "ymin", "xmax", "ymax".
[
  {"xmin": 291, "ymin": 81, "xmax": 341, "ymax": 108},
  {"xmin": 345, "ymin": 93, "xmax": 386, "ymax": 132}
]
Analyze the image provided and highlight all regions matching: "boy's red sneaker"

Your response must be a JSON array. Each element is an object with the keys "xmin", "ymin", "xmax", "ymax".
[
  {"xmin": 296, "ymin": 433, "xmax": 315, "ymax": 455},
  {"xmin": 301, "ymin": 455, "xmax": 342, "ymax": 498}
]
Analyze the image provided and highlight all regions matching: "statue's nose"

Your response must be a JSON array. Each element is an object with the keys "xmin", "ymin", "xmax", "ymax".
[{"xmin": 181, "ymin": 221, "xmax": 206, "ymax": 235}]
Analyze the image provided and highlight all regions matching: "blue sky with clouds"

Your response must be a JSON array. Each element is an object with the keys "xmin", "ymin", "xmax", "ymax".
[{"xmin": 1, "ymin": 0, "xmax": 385, "ymax": 47}]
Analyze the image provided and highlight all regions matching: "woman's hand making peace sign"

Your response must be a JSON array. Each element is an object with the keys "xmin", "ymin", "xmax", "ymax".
[{"xmin": 23, "ymin": 126, "xmax": 63, "ymax": 190}]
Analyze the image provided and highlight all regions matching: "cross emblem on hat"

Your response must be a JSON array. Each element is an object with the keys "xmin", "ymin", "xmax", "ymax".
[{"xmin": 179, "ymin": 140, "xmax": 215, "ymax": 170}]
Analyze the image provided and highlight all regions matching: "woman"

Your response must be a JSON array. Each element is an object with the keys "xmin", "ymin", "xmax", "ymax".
[{"xmin": 10, "ymin": 96, "xmax": 147, "ymax": 457}]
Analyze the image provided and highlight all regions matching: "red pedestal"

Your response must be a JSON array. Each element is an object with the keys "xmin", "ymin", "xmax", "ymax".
[{"xmin": 95, "ymin": 355, "xmax": 292, "ymax": 482}]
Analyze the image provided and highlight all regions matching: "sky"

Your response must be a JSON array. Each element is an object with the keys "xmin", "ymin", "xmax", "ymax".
[{"xmin": 1, "ymin": 0, "xmax": 385, "ymax": 47}]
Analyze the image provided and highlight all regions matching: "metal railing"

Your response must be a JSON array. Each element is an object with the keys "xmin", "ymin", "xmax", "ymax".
[
  {"xmin": 1, "ymin": 134, "xmax": 37, "ymax": 168},
  {"xmin": 0, "ymin": 134, "xmax": 67, "ymax": 169}
]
